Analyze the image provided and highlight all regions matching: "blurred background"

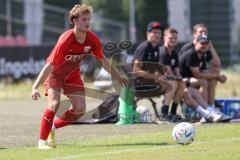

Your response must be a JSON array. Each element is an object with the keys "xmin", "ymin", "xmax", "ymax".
[{"xmin": 0, "ymin": 0, "xmax": 240, "ymax": 84}]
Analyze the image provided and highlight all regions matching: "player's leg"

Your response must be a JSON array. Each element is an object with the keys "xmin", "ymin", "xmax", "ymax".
[
  {"xmin": 53, "ymin": 91, "xmax": 86, "ymax": 129},
  {"xmin": 48, "ymin": 90, "xmax": 85, "ymax": 148},
  {"xmin": 183, "ymin": 88, "xmax": 221, "ymax": 122},
  {"xmin": 207, "ymin": 79, "xmax": 217, "ymax": 106},
  {"xmin": 188, "ymin": 87, "xmax": 208, "ymax": 109},
  {"xmin": 38, "ymin": 88, "xmax": 61, "ymax": 149},
  {"xmin": 171, "ymin": 81, "xmax": 185, "ymax": 115},
  {"xmin": 189, "ymin": 78, "xmax": 208, "ymax": 102},
  {"xmin": 54, "ymin": 82, "xmax": 85, "ymax": 128},
  {"xmin": 53, "ymin": 80, "xmax": 85, "ymax": 129},
  {"xmin": 161, "ymin": 80, "xmax": 177, "ymax": 117}
]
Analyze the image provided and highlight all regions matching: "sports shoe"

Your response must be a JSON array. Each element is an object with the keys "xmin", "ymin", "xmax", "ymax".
[
  {"xmin": 47, "ymin": 131, "xmax": 56, "ymax": 148},
  {"xmin": 38, "ymin": 140, "xmax": 53, "ymax": 149},
  {"xmin": 207, "ymin": 112, "xmax": 222, "ymax": 122},
  {"xmin": 199, "ymin": 116, "xmax": 207, "ymax": 123},
  {"xmin": 168, "ymin": 114, "xmax": 185, "ymax": 122},
  {"xmin": 219, "ymin": 115, "xmax": 232, "ymax": 122}
]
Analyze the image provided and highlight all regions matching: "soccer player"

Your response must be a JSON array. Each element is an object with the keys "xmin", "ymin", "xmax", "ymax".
[
  {"xmin": 179, "ymin": 34, "xmax": 227, "ymax": 104},
  {"xmin": 158, "ymin": 27, "xmax": 185, "ymax": 121},
  {"xmin": 179, "ymin": 24, "xmax": 227, "ymax": 108},
  {"xmin": 32, "ymin": 4, "xmax": 127, "ymax": 149},
  {"xmin": 132, "ymin": 22, "xmax": 173, "ymax": 121},
  {"xmin": 132, "ymin": 22, "xmax": 172, "ymax": 96}
]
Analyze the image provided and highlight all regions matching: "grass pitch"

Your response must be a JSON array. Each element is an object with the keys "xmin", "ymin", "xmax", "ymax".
[
  {"xmin": 0, "ymin": 69, "xmax": 239, "ymax": 160},
  {"xmin": 0, "ymin": 123, "xmax": 239, "ymax": 160}
]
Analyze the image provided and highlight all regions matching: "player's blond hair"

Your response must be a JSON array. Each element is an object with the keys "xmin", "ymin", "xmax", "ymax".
[
  {"xmin": 69, "ymin": 4, "xmax": 93, "ymax": 24},
  {"xmin": 164, "ymin": 27, "xmax": 178, "ymax": 36}
]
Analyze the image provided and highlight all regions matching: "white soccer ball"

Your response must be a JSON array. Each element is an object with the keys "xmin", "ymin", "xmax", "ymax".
[
  {"xmin": 172, "ymin": 122, "xmax": 196, "ymax": 145},
  {"xmin": 136, "ymin": 106, "xmax": 151, "ymax": 122}
]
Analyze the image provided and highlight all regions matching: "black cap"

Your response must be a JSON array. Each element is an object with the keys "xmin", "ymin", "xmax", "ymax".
[
  {"xmin": 147, "ymin": 22, "xmax": 161, "ymax": 32},
  {"xmin": 197, "ymin": 35, "xmax": 209, "ymax": 43}
]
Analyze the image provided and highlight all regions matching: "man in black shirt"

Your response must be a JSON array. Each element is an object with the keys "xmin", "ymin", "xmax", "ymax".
[
  {"xmin": 179, "ymin": 24, "xmax": 226, "ymax": 108},
  {"xmin": 159, "ymin": 27, "xmax": 184, "ymax": 120},
  {"xmin": 179, "ymin": 35, "xmax": 227, "ymax": 107},
  {"xmin": 132, "ymin": 22, "xmax": 172, "ymax": 117}
]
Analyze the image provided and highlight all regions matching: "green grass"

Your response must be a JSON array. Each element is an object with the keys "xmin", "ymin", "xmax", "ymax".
[
  {"xmin": 0, "ymin": 124, "xmax": 240, "ymax": 160},
  {"xmin": 216, "ymin": 70, "xmax": 240, "ymax": 98}
]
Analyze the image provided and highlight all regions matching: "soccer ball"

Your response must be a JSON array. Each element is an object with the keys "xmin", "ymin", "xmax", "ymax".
[
  {"xmin": 136, "ymin": 106, "xmax": 151, "ymax": 122},
  {"xmin": 172, "ymin": 122, "xmax": 196, "ymax": 145}
]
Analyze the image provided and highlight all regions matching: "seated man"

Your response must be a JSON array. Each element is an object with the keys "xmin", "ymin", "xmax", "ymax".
[
  {"xmin": 183, "ymin": 87, "xmax": 222, "ymax": 123},
  {"xmin": 179, "ymin": 35, "xmax": 227, "ymax": 107},
  {"xmin": 179, "ymin": 23, "xmax": 226, "ymax": 109},
  {"xmin": 179, "ymin": 35, "xmax": 231, "ymax": 122},
  {"xmin": 159, "ymin": 27, "xmax": 185, "ymax": 121},
  {"xmin": 132, "ymin": 22, "xmax": 172, "ymax": 117}
]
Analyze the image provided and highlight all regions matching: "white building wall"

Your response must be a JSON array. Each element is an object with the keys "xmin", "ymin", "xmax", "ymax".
[
  {"xmin": 24, "ymin": 0, "xmax": 43, "ymax": 45},
  {"xmin": 228, "ymin": 0, "xmax": 240, "ymax": 63},
  {"xmin": 167, "ymin": 0, "xmax": 191, "ymax": 42}
]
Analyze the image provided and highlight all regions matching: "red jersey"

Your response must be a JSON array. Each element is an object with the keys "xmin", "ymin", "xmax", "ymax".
[{"xmin": 46, "ymin": 29, "xmax": 104, "ymax": 82}]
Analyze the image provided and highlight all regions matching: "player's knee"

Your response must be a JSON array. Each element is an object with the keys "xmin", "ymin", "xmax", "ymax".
[
  {"xmin": 178, "ymin": 81, "xmax": 186, "ymax": 90},
  {"xmin": 199, "ymin": 79, "xmax": 208, "ymax": 88},
  {"xmin": 49, "ymin": 100, "xmax": 60, "ymax": 110},
  {"xmin": 72, "ymin": 107, "xmax": 86, "ymax": 116}
]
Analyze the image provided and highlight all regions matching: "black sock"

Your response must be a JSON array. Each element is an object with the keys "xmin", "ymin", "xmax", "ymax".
[
  {"xmin": 161, "ymin": 105, "xmax": 169, "ymax": 115},
  {"xmin": 170, "ymin": 103, "xmax": 178, "ymax": 115}
]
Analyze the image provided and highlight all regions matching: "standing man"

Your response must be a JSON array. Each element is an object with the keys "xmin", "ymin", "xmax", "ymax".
[
  {"xmin": 179, "ymin": 24, "xmax": 227, "ymax": 108},
  {"xmin": 32, "ymin": 4, "xmax": 126, "ymax": 149},
  {"xmin": 159, "ymin": 27, "xmax": 185, "ymax": 121}
]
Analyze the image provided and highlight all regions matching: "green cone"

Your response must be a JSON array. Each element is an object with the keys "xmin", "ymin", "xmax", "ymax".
[{"xmin": 116, "ymin": 87, "xmax": 140, "ymax": 125}]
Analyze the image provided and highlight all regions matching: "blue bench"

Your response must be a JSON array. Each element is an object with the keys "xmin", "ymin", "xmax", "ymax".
[{"xmin": 216, "ymin": 98, "xmax": 240, "ymax": 119}]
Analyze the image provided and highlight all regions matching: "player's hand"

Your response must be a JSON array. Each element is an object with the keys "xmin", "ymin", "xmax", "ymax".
[
  {"xmin": 166, "ymin": 75, "xmax": 176, "ymax": 80},
  {"xmin": 120, "ymin": 76, "xmax": 130, "ymax": 87},
  {"xmin": 218, "ymin": 74, "xmax": 227, "ymax": 84},
  {"xmin": 32, "ymin": 87, "xmax": 41, "ymax": 100},
  {"xmin": 176, "ymin": 75, "xmax": 183, "ymax": 81}
]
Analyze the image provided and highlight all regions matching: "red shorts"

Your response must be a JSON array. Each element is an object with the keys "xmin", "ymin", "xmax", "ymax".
[{"xmin": 44, "ymin": 74, "xmax": 85, "ymax": 96}]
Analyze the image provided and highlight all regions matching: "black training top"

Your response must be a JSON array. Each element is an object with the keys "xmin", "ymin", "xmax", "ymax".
[
  {"xmin": 159, "ymin": 45, "xmax": 178, "ymax": 72},
  {"xmin": 133, "ymin": 40, "xmax": 160, "ymax": 73},
  {"xmin": 179, "ymin": 42, "xmax": 213, "ymax": 64},
  {"xmin": 179, "ymin": 48, "xmax": 210, "ymax": 78}
]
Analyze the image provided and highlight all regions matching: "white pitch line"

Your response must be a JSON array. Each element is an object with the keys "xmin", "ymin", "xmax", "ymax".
[
  {"xmin": 45, "ymin": 137, "xmax": 240, "ymax": 160},
  {"xmin": 45, "ymin": 145, "xmax": 176, "ymax": 160}
]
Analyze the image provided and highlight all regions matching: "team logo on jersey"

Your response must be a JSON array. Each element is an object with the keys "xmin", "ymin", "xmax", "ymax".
[
  {"xmin": 148, "ymin": 52, "xmax": 151, "ymax": 60},
  {"xmin": 171, "ymin": 59, "xmax": 176, "ymax": 66},
  {"xmin": 84, "ymin": 46, "xmax": 91, "ymax": 54},
  {"xmin": 65, "ymin": 55, "xmax": 86, "ymax": 62}
]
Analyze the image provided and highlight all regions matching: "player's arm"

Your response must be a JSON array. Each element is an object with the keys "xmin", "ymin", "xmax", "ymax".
[
  {"xmin": 174, "ymin": 67, "xmax": 182, "ymax": 79},
  {"xmin": 101, "ymin": 56, "xmax": 127, "ymax": 87},
  {"xmin": 132, "ymin": 59, "xmax": 161, "ymax": 82},
  {"xmin": 32, "ymin": 63, "xmax": 53, "ymax": 100},
  {"xmin": 159, "ymin": 52, "xmax": 175, "ymax": 79},
  {"xmin": 190, "ymin": 67, "xmax": 219, "ymax": 80},
  {"xmin": 209, "ymin": 42, "xmax": 221, "ymax": 68}
]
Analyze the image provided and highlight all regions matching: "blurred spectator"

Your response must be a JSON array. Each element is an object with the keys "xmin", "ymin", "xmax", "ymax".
[
  {"xmin": 5, "ymin": 35, "xmax": 16, "ymax": 46},
  {"xmin": 159, "ymin": 27, "xmax": 185, "ymax": 122},
  {"xmin": 0, "ymin": 35, "xmax": 28, "ymax": 47},
  {"xmin": 15, "ymin": 35, "xmax": 28, "ymax": 46},
  {"xmin": 0, "ymin": 36, "xmax": 7, "ymax": 47}
]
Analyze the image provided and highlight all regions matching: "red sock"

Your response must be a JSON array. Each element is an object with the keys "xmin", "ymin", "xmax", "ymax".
[
  {"xmin": 54, "ymin": 109, "xmax": 79, "ymax": 129},
  {"xmin": 39, "ymin": 109, "xmax": 55, "ymax": 140}
]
